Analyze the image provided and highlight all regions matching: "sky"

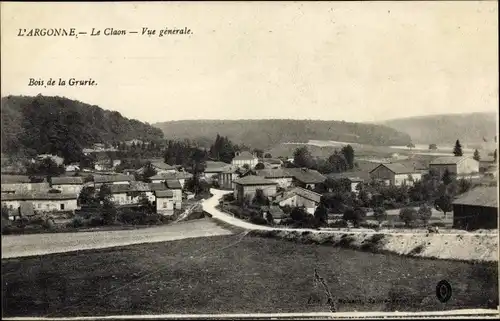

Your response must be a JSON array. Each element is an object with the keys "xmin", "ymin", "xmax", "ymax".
[{"xmin": 1, "ymin": 1, "xmax": 498, "ymax": 124}]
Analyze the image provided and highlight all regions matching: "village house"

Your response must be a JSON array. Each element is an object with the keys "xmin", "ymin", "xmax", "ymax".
[
  {"xmin": 166, "ymin": 179, "xmax": 183, "ymax": 210},
  {"xmin": 276, "ymin": 187, "xmax": 322, "ymax": 215},
  {"xmin": 107, "ymin": 182, "xmax": 153, "ymax": 206},
  {"xmin": 429, "ymin": 156, "xmax": 480, "ymax": 179},
  {"xmin": 150, "ymin": 161, "xmax": 177, "ymax": 174},
  {"xmin": 50, "ymin": 176, "xmax": 84, "ymax": 195},
  {"xmin": 1, "ymin": 175, "xmax": 50, "ymax": 194},
  {"xmin": 203, "ymin": 161, "xmax": 233, "ymax": 182},
  {"xmin": 93, "ymin": 174, "xmax": 135, "ymax": 187},
  {"xmin": 260, "ymin": 205, "xmax": 286, "ymax": 223},
  {"xmin": 231, "ymin": 151, "xmax": 259, "ymax": 168},
  {"xmin": 155, "ymin": 190, "xmax": 175, "ymax": 215},
  {"xmin": 452, "ymin": 186, "xmax": 498, "ymax": 230},
  {"xmin": 233, "ymin": 175, "xmax": 278, "ymax": 203},
  {"xmin": 217, "ymin": 168, "xmax": 238, "ymax": 190},
  {"xmin": 150, "ymin": 171, "xmax": 193, "ymax": 188},
  {"xmin": 256, "ymin": 168, "xmax": 294, "ymax": 189},
  {"xmin": 369, "ymin": 163, "xmax": 422, "ymax": 186},
  {"xmin": 286, "ymin": 168, "xmax": 326, "ymax": 190},
  {"xmin": 1, "ymin": 192, "xmax": 79, "ymax": 217},
  {"xmin": 258, "ymin": 158, "xmax": 283, "ymax": 169}
]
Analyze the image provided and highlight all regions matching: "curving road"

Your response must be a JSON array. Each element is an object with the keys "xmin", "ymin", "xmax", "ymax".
[
  {"xmin": 1, "ymin": 218, "xmax": 232, "ymax": 259},
  {"xmin": 202, "ymin": 188, "xmax": 498, "ymax": 237}
]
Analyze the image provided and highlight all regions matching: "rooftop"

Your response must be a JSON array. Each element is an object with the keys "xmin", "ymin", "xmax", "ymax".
[
  {"xmin": 370, "ymin": 163, "xmax": 418, "ymax": 174},
  {"xmin": 1, "ymin": 175, "xmax": 31, "ymax": 184},
  {"xmin": 148, "ymin": 182, "xmax": 169, "ymax": 191},
  {"xmin": 94, "ymin": 174, "xmax": 135, "ymax": 184},
  {"xmin": 452, "ymin": 186, "xmax": 498, "ymax": 208},
  {"xmin": 155, "ymin": 190, "xmax": 174, "ymax": 198},
  {"xmin": 151, "ymin": 162, "xmax": 176, "ymax": 171},
  {"xmin": 430, "ymin": 156, "xmax": 474, "ymax": 165},
  {"xmin": 1, "ymin": 192, "xmax": 78, "ymax": 201},
  {"xmin": 166, "ymin": 179, "xmax": 182, "ymax": 189},
  {"xmin": 233, "ymin": 175, "xmax": 278, "ymax": 186},
  {"xmin": 256, "ymin": 168, "xmax": 294, "ymax": 179},
  {"xmin": 51, "ymin": 176, "xmax": 84, "ymax": 185},
  {"xmin": 286, "ymin": 168, "xmax": 326, "ymax": 184},
  {"xmin": 150, "ymin": 172, "xmax": 193, "ymax": 181},
  {"xmin": 205, "ymin": 161, "xmax": 232, "ymax": 172},
  {"xmin": 233, "ymin": 151, "xmax": 257, "ymax": 161},
  {"xmin": 277, "ymin": 186, "xmax": 322, "ymax": 204}
]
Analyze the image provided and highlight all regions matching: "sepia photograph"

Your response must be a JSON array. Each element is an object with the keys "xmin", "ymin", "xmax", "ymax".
[{"xmin": 1, "ymin": 1, "xmax": 499, "ymax": 319}]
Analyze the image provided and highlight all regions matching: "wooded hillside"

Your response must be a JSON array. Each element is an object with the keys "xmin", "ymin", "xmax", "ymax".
[
  {"xmin": 153, "ymin": 119, "xmax": 412, "ymax": 150},
  {"xmin": 1, "ymin": 95, "xmax": 164, "ymax": 162}
]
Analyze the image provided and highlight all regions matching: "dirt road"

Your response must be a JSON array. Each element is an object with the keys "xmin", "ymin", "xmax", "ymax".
[{"xmin": 1, "ymin": 218, "xmax": 233, "ymax": 259}]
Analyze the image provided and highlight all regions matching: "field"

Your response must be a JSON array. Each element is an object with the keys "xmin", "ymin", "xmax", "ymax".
[{"xmin": 2, "ymin": 234, "xmax": 497, "ymax": 317}]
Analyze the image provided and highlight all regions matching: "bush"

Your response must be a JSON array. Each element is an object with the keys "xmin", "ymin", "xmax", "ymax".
[
  {"xmin": 373, "ymin": 207, "xmax": 387, "ymax": 225},
  {"xmin": 328, "ymin": 219, "xmax": 349, "ymax": 228},
  {"xmin": 399, "ymin": 207, "xmax": 418, "ymax": 227},
  {"xmin": 69, "ymin": 216, "xmax": 84, "ymax": 228},
  {"xmin": 41, "ymin": 219, "xmax": 55, "ymax": 230},
  {"xmin": 359, "ymin": 221, "xmax": 380, "ymax": 229},
  {"xmin": 343, "ymin": 207, "xmax": 366, "ymax": 227},
  {"xmin": 418, "ymin": 204, "xmax": 432, "ymax": 226},
  {"xmin": 250, "ymin": 215, "xmax": 268, "ymax": 225},
  {"xmin": 88, "ymin": 215, "xmax": 105, "ymax": 227}
]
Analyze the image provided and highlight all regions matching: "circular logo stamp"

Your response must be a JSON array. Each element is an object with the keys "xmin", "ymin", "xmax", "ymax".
[{"xmin": 436, "ymin": 280, "xmax": 452, "ymax": 303}]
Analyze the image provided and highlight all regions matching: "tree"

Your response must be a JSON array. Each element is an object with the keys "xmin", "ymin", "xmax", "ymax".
[
  {"xmin": 327, "ymin": 151, "xmax": 347, "ymax": 173},
  {"xmin": 418, "ymin": 204, "xmax": 432, "ymax": 226},
  {"xmin": 26, "ymin": 158, "xmax": 65, "ymax": 178},
  {"xmin": 98, "ymin": 184, "xmax": 112, "ymax": 203},
  {"xmin": 406, "ymin": 143, "xmax": 415, "ymax": 150},
  {"xmin": 265, "ymin": 211, "xmax": 274, "ymax": 224},
  {"xmin": 442, "ymin": 169, "xmax": 453, "ymax": 185},
  {"xmin": 341, "ymin": 145, "xmax": 355, "ymax": 170},
  {"xmin": 141, "ymin": 161, "xmax": 157, "ymax": 182},
  {"xmin": 473, "ymin": 149, "xmax": 481, "ymax": 161},
  {"xmin": 264, "ymin": 153, "xmax": 272, "ymax": 158},
  {"xmin": 343, "ymin": 206, "xmax": 366, "ymax": 227},
  {"xmin": 293, "ymin": 146, "xmax": 314, "ymax": 169},
  {"xmin": 252, "ymin": 189, "xmax": 269, "ymax": 206},
  {"xmin": 2, "ymin": 205, "xmax": 10, "ymax": 220},
  {"xmin": 78, "ymin": 186, "xmax": 97, "ymax": 207},
  {"xmin": 434, "ymin": 194, "xmax": 453, "ymax": 219},
  {"xmin": 373, "ymin": 207, "xmax": 387, "ymax": 227},
  {"xmin": 428, "ymin": 144, "xmax": 438, "ymax": 151},
  {"xmin": 255, "ymin": 162, "xmax": 265, "ymax": 170},
  {"xmin": 399, "ymin": 207, "xmax": 418, "ymax": 227},
  {"xmin": 314, "ymin": 203, "xmax": 328, "ymax": 227},
  {"xmin": 101, "ymin": 199, "xmax": 117, "ymax": 225},
  {"xmin": 457, "ymin": 178, "xmax": 472, "ymax": 195},
  {"xmin": 253, "ymin": 149, "xmax": 264, "ymax": 158},
  {"xmin": 453, "ymin": 140, "xmax": 463, "ymax": 156},
  {"xmin": 290, "ymin": 206, "xmax": 308, "ymax": 222}
]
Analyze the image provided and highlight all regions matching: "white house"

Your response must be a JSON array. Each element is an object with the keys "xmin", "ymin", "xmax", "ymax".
[
  {"xmin": 50, "ymin": 176, "xmax": 84, "ymax": 195},
  {"xmin": 1, "ymin": 192, "xmax": 79, "ymax": 216},
  {"xmin": 429, "ymin": 156, "xmax": 480, "ymax": 178},
  {"xmin": 155, "ymin": 190, "xmax": 175, "ymax": 216},
  {"xmin": 166, "ymin": 179, "xmax": 183, "ymax": 210},
  {"xmin": 276, "ymin": 187, "xmax": 321, "ymax": 215},
  {"xmin": 231, "ymin": 151, "xmax": 259, "ymax": 168}
]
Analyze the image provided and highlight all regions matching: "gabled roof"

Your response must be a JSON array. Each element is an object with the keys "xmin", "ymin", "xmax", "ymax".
[
  {"xmin": 1, "ymin": 192, "xmax": 77, "ymax": 201},
  {"xmin": 277, "ymin": 187, "xmax": 322, "ymax": 204},
  {"xmin": 155, "ymin": 190, "xmax": 174, "ymax": 198},
  {"xmin": 108, "ymin": 184, "xmax": 131, "ymax": 194},
  {"xmin": 166, "ymin": 179, "xmax": 182, "ymax": 189},
  {"xmin": 370, "ymin": 163, "xmax": 418, "ymax": 175},
  {"xmin": 233, "ymin": 151, "xmax": 257, "ymax": 161},
  {"xmin": 256, "ymin": 168, "xmax": 294, "ymax": 179},
  {"xmin": 233, "ymin": 175, "xmax": 278, "ymax": 186},
  {"xmin": 94, "ymin": 174, "xmax": 135, "ymax": 184},
  {"xmin": 452, "ymin": 186, "xmax": 498, "ymax": 208},
  {"xmin": 430, "ymin": 156, "xmax": 474, "ymax": 165},
  {"xmin": 286, "ymin": 168, "xmax": 326, "ymax": 184},
  {"xmin": 327, "ymin": 173, "xmax": 365, "ymax": 182},
  {"xmin": 1, "ymin": 175, "xmax": 31, "ymax": 184},
  {"xmin": 150, "ymin": 172, "xmax": 192, "ymax": 181},
  {"xmin": 151, "ymin": 162, "xmax": 176, "ymax": 171},
  {"xmin": 51, "ymin": 176, "xmax": 84, "ymax": 185},
  {"xmin": 205, "ymin": 161, "xmax": 232, "ymax": 173},
  {"xmin": 149, "ymin": 182, "xmax": 169, "ymax": 191}
]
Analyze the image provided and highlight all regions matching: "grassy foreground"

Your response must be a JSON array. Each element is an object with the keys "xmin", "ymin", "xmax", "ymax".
[{"xmin": 2, "ymin": 234, "xmax": 498, "ymax": 317}]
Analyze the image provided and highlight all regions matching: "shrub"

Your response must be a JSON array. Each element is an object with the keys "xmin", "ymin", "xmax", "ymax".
[
  {"xmin": 328, "ymin": 219, "xmax": 349, "ymax": 228},
  {"xmin": 69, "ymin": 216, "xmax": 84, "ymax": 228},
  {"xmin": 418, "ymin": 204, "xmax": 433, "ymax": 226},
  {"xmin": 41, "ymin": 219, "xmax": 55, "ymax": 230},
  {"xmin": 88, "ymin": 215, "xmax": 105, "ymax": 227},
  {"xmin": 373, "ymin": 207, "xmax": 387, "ymax": 225},
  {"xmin": 250, "ymin": 215, "xmax": 268, "ymax": 225},
  {"xmin": 359, "ymin": 221, "xmax": 380, "ymax": 229},
  {"xmin": 343, "ymin": 207, "xmax": 366, "ymax": 227},
  {"xmin": 399, "ymin": 207, "xmax": 418, "ymax": 227}
]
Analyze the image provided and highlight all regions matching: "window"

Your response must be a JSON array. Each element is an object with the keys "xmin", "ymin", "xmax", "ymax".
[
  {"xmin": 37, "ymin": 204, "xmax": 41, "ymax": 209},
  {"xmin": 9, "ymin": 205, "xmax": 13, "ymax": 209},
  {"xmin": 173, "ymin": 203, "xmax": 177, "ymax": 210},
  {"xmin": 60, "ymin": 203, "xmax": 65, "ymax": 210},
  {"xmin": 163, "ymin": 202, "xmax": 167, "ymax": 208}
]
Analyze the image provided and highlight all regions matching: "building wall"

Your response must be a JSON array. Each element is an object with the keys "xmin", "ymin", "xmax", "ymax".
[
  {"xmin": 156, "ymin": 197, "xmax": 174, "ymax": 216},
  {"xmin": 231, "ymin": 158, "xmax": 258, "ymax": 168},
  {"xmin": 393, "ymin": 173, "xmax": 421, "ymax": 186},
  {"xmin": 453, "ymin": 204, "xmax": 498, "ymax": 230},
  {"xmin": 292, "ymin": 179, "xmax": 317, "ymax": 190},
  {"xmin": 52, "ymin": 184, "xmax": 83, "ymax": 195},
  {"xmin": 457, "ymin": 158, "xmax": 480, "ymax": 175},
  {"xmin": 2, "ymin": 199, "xmax": 78, "ymax": 212},
  {"xmin": 267, "ymin": 177, "xmax": 293, "ymax": 189},
  {"xmin": 278, "ymin": 195, "xmax": 318, "ymax": 214},
  {"xmin": 369, "ymin": 166, "xmax": 395, "ymax": 185},
  {"xmin": 235, "ymin": 184, "xmax": 277, "ymax": 202},
  {"xmin": 429, "ymin": 164, "xmax": 457, "ymax": 178},
  {"xmin": 1, "ymin": 182, "xmax": 50, "ymax": 193},
  {"xmin": 218, "ymin": 172, "xmax": 234, "ymax": 189}
]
